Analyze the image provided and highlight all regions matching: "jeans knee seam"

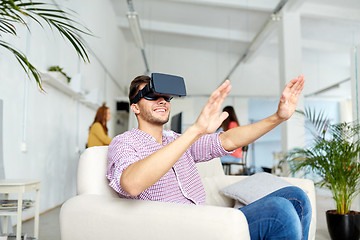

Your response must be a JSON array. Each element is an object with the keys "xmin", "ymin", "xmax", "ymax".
[
  {"xmin": 288, "ymin": 197, "xmax": 305, "ymax": 239},
  {"xmin": 247, "ymin": 218, "xmax": 288, "ymax": 235},
  {"xmin": 247, "ymin": 217, "xmax": 301, "ymax": 239}
]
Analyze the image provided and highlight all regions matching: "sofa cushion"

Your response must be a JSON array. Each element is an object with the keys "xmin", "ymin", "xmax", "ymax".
[
  {"xmin": 219, "ymin": 172, "xmax": 293, "ymax": 205},
  {"xmin": 201, "ymin": 176, "xmax": 234, "ymax": 207}
]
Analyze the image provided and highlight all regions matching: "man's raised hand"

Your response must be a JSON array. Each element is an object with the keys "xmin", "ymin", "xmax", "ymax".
[
  {"xmin": 193, "ymin": 80, "xmax": 232, "ymax": 135},
  {"xmin": 276, "ymin": 75, "xmax": 305, "ymax": 121}
]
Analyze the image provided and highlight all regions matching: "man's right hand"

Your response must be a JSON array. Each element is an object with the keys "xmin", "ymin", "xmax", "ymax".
[{"xmin": 192, "ymin": 80, "xmax": 232, "ymax": 136}]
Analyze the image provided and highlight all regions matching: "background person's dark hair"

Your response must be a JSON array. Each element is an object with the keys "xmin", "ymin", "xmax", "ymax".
[
  {"xmin": 221, "ymin": 106, "xmax": 240, "ymax": 131},
  {"xmin": 90, "ymin": 103, "xmax": 110, "ymax": 134},
  {"xmin": 128, "ymin": 75, "xmax": 151, "ymax": 103}
]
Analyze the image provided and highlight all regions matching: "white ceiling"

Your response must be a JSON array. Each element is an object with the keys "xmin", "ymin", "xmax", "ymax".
[{"xmin": 111, "ymin": 0, "xmax": 360, "ymax": 100}]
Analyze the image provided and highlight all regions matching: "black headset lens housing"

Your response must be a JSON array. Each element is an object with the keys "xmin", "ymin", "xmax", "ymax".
[{"xmin": 130, "ymin": 73, "xmax": 187, "ymax": 104}]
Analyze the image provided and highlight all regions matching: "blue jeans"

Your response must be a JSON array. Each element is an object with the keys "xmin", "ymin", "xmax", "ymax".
[{"xmin": 239, "ymin": 186, "xmax": 312, "ymax": 240}]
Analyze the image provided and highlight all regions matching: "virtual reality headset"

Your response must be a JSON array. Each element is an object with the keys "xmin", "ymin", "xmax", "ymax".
[{"xmin": 130, "ymin": 73, "xmax": 187, "ymax": 104}]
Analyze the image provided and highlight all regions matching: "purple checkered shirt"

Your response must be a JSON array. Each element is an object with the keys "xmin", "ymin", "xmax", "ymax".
[{"xmin": 106, "ymin": 128, "xmax": 230, "ymax": 205}]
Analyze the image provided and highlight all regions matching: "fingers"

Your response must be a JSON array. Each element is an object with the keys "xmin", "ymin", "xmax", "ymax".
[
  {"xmin": 202, "ymin": 80, "xmax": 231, "ymax": 120},
  {"xmin": 286, "ymin": 75, "xmax": 305, "ymax": 96},
  {"xmin": 219, "ymin": 111, "xmax": 229, "ymax": 123},
  {"xmin": 214, "ymin": 82, "xmax": 232, "ymax": 112},
  {"xmin": 295, "ymin": 75, "xmax": 305, "ymax": 95},
  {"xmin": 194, "ymin": 80, "xmax": 231, "ymax": 134},
  {"xmin": 208, "ymin": 80, "xmax": 231, "ymax": 104}
]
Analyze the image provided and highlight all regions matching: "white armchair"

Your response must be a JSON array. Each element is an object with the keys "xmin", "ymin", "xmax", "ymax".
[{"xmin": 60, "ymin": 146, "xmax": 316, "ymax": 240}]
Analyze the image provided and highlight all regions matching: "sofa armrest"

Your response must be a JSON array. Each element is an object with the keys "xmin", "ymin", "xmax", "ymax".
[
  {"xmin": 215, "ymin": 175, "xmax": 317, "ymax": 240},
  {"xmin": 60, "ymin": 194, "xmax": 250, "ymax": 240},
  {"xmin": 283, "ymin": 177, "xmax": 317, "ymax": 240}
]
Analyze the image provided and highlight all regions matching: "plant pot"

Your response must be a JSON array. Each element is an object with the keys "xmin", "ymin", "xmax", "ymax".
[
  {"xmin": 46, "ymin": 71, "xmax": 68, "ymax": 85},
  {"xmin": 326, "ymin": 210, "xmax": 360, "ymax": 240}
]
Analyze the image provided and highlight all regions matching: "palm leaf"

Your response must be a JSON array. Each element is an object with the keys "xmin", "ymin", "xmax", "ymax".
[
  {"xmin": 1, "ymin": 0, "xmax": 92, "ymax": 62},
  {"xmin": 0, "ymin": 18, "xmax": 16, "ymax": 34},
  {"xmin": 0, "ymin": 0, "xmax": 91, "ymax": 89},
  {"xmin": 0, "ymin": 1, "xmax": 29, "ymax": 26},
  {"xmin": 296, "ymin": 107, "xmax": 330, "ymax": 138},
  {"xmin": 0, "ymin": 39, "xmax": 43, "ymax": 90}
]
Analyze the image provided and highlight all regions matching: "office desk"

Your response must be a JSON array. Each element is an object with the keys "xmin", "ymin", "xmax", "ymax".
[{"xmin": 0, "ymin": 179, "xmax": 40, "ymax": 240}]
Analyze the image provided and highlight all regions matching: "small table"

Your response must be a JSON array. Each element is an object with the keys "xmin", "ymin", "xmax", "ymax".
[{"xmin": 0, "ymin": 179, "xmax": 41, "ymax": 240}]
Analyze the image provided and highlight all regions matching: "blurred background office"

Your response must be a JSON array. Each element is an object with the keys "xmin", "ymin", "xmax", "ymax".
[{"xmin": 0, "ymin": 0, "xmax": 359, "ymax": 233}]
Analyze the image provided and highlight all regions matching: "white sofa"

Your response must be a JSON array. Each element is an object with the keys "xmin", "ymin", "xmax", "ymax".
[{"xmin": 60, "ymin": 146, "xmax": 316, "ymax": 240}]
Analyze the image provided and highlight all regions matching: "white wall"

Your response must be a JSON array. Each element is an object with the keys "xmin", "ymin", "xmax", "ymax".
[
  {"xmin": 0, "ymin": 100, "xmax": 3, "ymax": 179},
  {"xmin": 0, "ymin": 0, "xmax": 127, "ymax": 219}
]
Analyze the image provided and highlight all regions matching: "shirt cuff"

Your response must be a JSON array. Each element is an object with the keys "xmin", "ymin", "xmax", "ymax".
[{"xmin": 214, "ymin": 131, "xmax": 235, "ymax": 157}]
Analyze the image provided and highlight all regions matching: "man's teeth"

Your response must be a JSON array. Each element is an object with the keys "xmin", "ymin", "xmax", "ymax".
[{"xmin": 155, "ymin": 109, "xmax": 165, "ymax": 112}]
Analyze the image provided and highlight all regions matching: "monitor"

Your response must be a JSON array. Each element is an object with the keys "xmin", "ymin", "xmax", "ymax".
[{"xmin": 171, "ymin": 112, "xmax": 182, "ymax": 134}]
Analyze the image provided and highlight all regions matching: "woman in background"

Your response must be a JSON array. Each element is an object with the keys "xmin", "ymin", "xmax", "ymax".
[
  {"xmin": 87, "ymin": 104, "xmax": 113, "ymax": 148},
  {"xmin": 220, "ymin": 106, "xmax": 243, "ymax": 162}
]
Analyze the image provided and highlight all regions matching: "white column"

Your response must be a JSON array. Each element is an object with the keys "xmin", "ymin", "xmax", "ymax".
[
  {"xmin": 350, "ymin": 45, "xmax": 360, "ymax": 215},
  {"xmin": 351, "ymin": 46, "xmax": 360, "ymax": 124},
  {"xmin": 278, "ymin": 10, "xmax": 305, "ymax": 152}
]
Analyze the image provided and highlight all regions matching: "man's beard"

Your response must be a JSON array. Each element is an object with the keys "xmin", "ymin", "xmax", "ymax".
[{"xmin": 141, "ymin": 108, "xmax": 170, "ymax": 125}]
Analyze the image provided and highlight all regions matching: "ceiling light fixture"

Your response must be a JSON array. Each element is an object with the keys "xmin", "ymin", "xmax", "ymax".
[
  {"xmin": 127, "ymin": 0, "xmax": 150, "ymax": 75},
  {"xmin": 126, "ymin": 11, "xmax": 145, "ymax": 49}
]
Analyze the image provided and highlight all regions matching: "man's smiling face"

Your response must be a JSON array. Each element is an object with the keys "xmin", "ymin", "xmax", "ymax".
[{"xmin": 135, "ymin": 83, "xmax": 171, "ymax": 126}]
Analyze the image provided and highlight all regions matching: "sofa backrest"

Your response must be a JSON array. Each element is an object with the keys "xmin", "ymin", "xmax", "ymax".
[
  {"xmin": 77, "ymin": 146, "xmax": 227, "ymax": 200},
  {"xmin": 77, "ymin": 146, "xmax": 118, "ymax": 197},
  {"xmin": 196, "ymin": 158, "xmax": 225, "ymax": 178},
  {"xmin": 196, "ymin": 159, "xmax": 234, "ymax": 207}
]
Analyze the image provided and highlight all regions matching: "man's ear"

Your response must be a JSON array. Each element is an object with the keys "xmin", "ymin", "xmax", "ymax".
[{"xmin": 131, "ymin": 103, "xmax": 140, "ymax": 115}]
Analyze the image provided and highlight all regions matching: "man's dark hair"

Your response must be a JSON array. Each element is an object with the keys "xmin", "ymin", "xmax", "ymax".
[{"xmin": 128, "ymin": 75, "xmax": 151, "ymax": 103}]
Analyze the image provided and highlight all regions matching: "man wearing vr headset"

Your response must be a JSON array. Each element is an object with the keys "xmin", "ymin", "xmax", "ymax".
[{"xmin": 107, "ymin": 73, "xmax": 310, "ymax": 240}]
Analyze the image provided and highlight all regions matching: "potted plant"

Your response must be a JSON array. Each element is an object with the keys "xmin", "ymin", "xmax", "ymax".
[
  {"xmin": 48, "ymin": 65, "xmax": 71, "ymax": 84},
  {"xmin": 287, "ymin": 109, "xmax": 360, "ymax": 240}
]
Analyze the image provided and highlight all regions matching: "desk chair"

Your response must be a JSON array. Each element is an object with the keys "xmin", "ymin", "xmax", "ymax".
[{"xmin": 222, "ymin": 145, "xmax": 249, "ymax": 175}]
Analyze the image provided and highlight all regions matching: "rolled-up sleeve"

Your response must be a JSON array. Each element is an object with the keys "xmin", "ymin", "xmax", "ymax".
[
  {"xmin": 106, "ymin": 136, "xmax": 140, "ymax": 197},
  {"xmin": 189, "ymin": 132, "xmax": 234, "ymax": 163}
]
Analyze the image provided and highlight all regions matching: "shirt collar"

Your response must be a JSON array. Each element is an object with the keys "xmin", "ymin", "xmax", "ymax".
[{"xmin": 132, "ymin": 128, "xmax": 175, "ymax": 145}]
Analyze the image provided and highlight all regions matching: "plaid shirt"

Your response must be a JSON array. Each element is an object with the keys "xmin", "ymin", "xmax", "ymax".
[{"xmin": 106, "ymin": 128, "xmax": 230, "ymax": 205}]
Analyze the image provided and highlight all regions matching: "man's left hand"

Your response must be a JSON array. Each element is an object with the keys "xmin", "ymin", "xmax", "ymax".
[{"xmin": 276, "ymin": 75, "xmax": 305, "ymax": 121}]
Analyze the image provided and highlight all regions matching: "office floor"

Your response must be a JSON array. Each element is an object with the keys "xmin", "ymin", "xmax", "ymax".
[
  {"xmin": 17, "ymin": 206, "xmax": 61, "ymax": 240},
  {"xmin": 17, "ymin": 194, "xmax": 332, "ymax": 240},
  {"xmin": 315, "ymin": 194, "xmax": 333, "ymax": 240}
]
